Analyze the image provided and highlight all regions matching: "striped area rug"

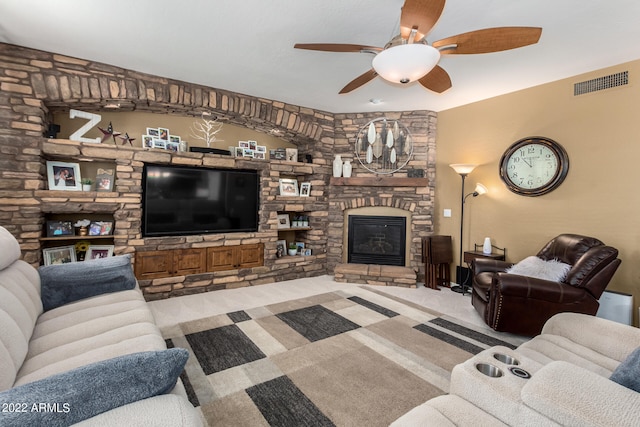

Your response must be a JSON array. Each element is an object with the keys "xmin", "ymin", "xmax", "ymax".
[{"xmin": 163, "ymin": 287, "xmax": 518, "ymax": 427}]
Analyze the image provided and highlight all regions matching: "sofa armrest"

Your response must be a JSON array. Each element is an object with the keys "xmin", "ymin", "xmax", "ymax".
[
  {"xmin": 521, "ymin": 361, "xmax": 640, "ymax": 427},
  {"xmin": 38, "ymin": 254, "xmax": 137, "ymax": 311},
  {"xmin": 73, "ymin": 394, "xmax": 202, "ymax": 427},
  {"xmin": 541, "ymin": 312, "xmax": 640, "ymax": 363},
  {"xmin": 472, "ymin": 258, "xmax": 513, "ymax": 275}
]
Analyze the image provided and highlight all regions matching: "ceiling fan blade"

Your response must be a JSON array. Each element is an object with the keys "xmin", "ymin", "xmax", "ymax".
[
  {"xmin": 339, "ymin": 69, "xmax": 378, "ymax": 94},
  {"xmin": 418, "ymin": 66, "xmax": 452, "ymax": 93},
  {"xmin": 400, "ymin": 0, "xmax": 446, "ymax": 41},
  {"xmin": 294, "ymin": 43, "xmax": 381, "ymax": 53},
  {"xmin": 433, "ymin": 27, "xmax": 542, "ymax": 54}
]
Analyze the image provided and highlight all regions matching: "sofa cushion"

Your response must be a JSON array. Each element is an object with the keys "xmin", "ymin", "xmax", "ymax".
[
  {"xmin": 610, "ymin": 346, "xmax": 640, "ymax": 392},
  {"xmin": 0, "ymin": 348, "xmax": 188, "ymax": 427},
  {"xmin": 39, "ymin": 254, "xmax": 136, "ymax": 312},
  {"xmin": 15, "ymin": 289, "xmax": 166, "ymax": 386},
  {"xmin": 505, "ymin": 256, "xmax": 570, "ymax": 282}
]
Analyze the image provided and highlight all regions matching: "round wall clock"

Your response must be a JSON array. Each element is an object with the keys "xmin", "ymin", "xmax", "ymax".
[{"xmin": 499, "ymin": 136, "xmax": 569, "ymax": 196}]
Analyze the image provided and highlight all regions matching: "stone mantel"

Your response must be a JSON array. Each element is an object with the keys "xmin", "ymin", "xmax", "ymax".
[{"xmin": 330, "ymin": 177, "xmax": 429, "ymax": 187}]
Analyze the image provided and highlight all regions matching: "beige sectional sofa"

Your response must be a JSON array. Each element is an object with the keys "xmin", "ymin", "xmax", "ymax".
[
  {"xmin": 0, "ymin": 226, "xmax": 201, "ymax": 426},
  {"xmin": 392, "ymin": 312, "xmax": 640, "ymax": 426}
]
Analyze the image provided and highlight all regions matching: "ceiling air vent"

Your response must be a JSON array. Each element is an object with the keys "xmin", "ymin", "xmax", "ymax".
[{"xmin": 574, "ymin": 71, "xmax": 628, "ymax": 96}]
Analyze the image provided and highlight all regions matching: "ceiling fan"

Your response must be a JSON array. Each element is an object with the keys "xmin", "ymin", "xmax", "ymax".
[{"xmin": 294, "ymin": 0, "xmax": 542, "ymax": 94}]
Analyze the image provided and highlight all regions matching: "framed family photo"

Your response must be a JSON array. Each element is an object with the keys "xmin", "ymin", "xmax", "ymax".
[
  {"xmin": 279, "ymin": 178, "xmax": 299, "ymax": 196},
  {"xmin": 43, "ymin": 245, "xmax": 76, "ymax": 265},
  {"xmin": 86, "ymin": 245, "xmax": 114, "ymax": 260},
  {"xmin": 95, "ymin": 168, "xmax": 114, "ymax": 192},
  {"xmin": 47, "ymin": 161, "xmax": 82, "ymax": 191},
  {"xmin": 300, "ymin": 182, "xmax": 311, "ymax": 197},
  {"xmin": 277, "ymin": 214, "xmax": 290, "ymax": 229},
  {"xmin": 46, "ymin": 220, "xmax": 74, "ymax": 237}
]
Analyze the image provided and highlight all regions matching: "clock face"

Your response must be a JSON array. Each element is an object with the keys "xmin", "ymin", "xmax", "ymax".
[{"xmin": 499, "ymin": 137, "xmax": 569, "ymax": 196}]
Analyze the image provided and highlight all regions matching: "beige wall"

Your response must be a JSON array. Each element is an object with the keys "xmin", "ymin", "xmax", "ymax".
[
  {"xmin": 53, "ymin": 111, "xmax": 293, "ymax": 152},
  {"xmin": 436, "ymin": 59, "xmax": 640, "ymax": 324}
]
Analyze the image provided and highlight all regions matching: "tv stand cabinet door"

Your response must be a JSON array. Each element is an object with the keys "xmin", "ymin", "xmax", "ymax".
[
  {"xmin": 237, "ymin": 243, "xmax": 264, "ymax": 268},
  {"xmin": 135, "ymin": 250, "xmax": 174, "ymax": 280},
  {"xmin": 207, "ymin": 246, "xmax": 236, "ymax": 271},
  {"xmin": 173, "ymin": 248, "xmax": 206, "ymax": 276}
]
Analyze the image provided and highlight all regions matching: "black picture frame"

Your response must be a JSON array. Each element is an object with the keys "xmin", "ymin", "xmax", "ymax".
[{"xmin": 46, "ymin": 220, "xmax": 74, "ymax": 237}]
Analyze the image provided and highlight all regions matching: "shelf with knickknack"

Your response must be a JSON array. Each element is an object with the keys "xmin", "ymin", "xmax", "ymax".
[{"xmin": 275, "ymin": 211, "xmax": 314, "ymax": 258}]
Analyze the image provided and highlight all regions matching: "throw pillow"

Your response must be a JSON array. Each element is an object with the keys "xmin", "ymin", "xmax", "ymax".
[
  {"xmin": 610, "ymin": 346, "xmax": 640, "ymax": 393},
  {"xmin": 505, "ymin": 256, "xmax": 571, "ymax": 282},
  {"xmin": 39, "ymin": 254, "xmax": 137, "ymax": 311},
  {"xmin": 0, "ymin": 348, "xmax": 188, "ymax": 427}
]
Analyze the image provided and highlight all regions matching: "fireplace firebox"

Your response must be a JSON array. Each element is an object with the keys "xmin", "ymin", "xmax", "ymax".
[{"xmin": 347, "ymin": 215, "xmax": 406, "ymax": 266}]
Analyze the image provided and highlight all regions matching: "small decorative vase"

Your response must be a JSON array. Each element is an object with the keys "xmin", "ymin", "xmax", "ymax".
[
  {"xmin": 482, "ymin": 237, "xmax": 492, "ymax": 254},
  {"xmin": 79, "ymin": 226, "xmax": 88, "ymax": 236},
  {"xmin": 342, "ymin": 160, "xmax": 352, "ymax": 178},
  {"xmin": 333, "ymin": 154, "xmax": 343, "ymax": 178},
  {"xmin": 179, "ymin": 141, "xmax": 188, "ymax": 152},
  {"xmin": 288, "ymin": 248, "xmax": 297, "ymax": 256},
  {"xmin": 82, "ymin": 184, "xmax": 92, "ymax": 191}
]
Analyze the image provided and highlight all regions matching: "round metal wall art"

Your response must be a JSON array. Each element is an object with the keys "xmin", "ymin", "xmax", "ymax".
[{"xmin": 354, "ymin": 117, "xmax": 414, "ymax": 174}]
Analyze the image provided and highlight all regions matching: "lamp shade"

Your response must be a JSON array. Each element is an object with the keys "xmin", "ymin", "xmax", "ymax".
[
  {"xmin": 474, "ymin": 183, "xmax": 488, "ymax": 196},
  {"xmin": 449, "ymin": 164, "xmax": 477, "ymax": 176},
  {"xmin": 372, "ymin": 44, "xmax": 440, "ymax": 84}
]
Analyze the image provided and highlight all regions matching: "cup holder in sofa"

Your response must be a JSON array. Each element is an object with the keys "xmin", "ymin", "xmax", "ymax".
[
  {"xmin": 493, "ymin": 353, "xmax": 519, "ymax": 365},
  {"xmin": 476, "ymin": 363, "xmax": 503, "ymax": 378}
]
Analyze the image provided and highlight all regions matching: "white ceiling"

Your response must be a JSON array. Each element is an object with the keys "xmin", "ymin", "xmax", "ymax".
[{"xmin": 2, "ymin": 0, "xmax": 640, "ymax": 113}]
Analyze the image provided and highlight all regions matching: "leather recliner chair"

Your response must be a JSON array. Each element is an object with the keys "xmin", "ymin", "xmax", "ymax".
[{"xmin": 471, "ymin": 234, "xmax": 621, "ymax": 336}]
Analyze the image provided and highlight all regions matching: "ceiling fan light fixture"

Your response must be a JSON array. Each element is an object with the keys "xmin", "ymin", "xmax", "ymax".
[{"xmin": 372, "ymin": 44, "xmax": 440, "ymax": 84}]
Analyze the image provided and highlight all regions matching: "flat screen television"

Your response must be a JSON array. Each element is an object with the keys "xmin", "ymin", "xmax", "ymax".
[{"xmin": 142, "ymin": 164, "xmax": 259, "ymax": 237}]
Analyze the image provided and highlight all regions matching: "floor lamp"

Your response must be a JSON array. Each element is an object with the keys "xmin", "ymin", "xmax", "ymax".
[{"xmin": 449, "ymin": 164, "xmax": 487, "ymax": 294}]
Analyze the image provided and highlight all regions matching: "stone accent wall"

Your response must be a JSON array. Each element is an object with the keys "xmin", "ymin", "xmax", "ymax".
[{"xmin": 0, "ymin": 42, "xmax": 436, "ymax": 297}]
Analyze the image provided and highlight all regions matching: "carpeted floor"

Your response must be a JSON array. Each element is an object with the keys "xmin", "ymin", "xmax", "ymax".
[{"xmin": 162, "ymin": 286, "xmax": 518, "ymax": 427}]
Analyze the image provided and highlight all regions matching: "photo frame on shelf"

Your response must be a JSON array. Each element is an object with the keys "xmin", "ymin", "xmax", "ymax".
[
  {"xmin": 279, "ymin": 178, "xmax": 299, "ymax": 196},
  {"xmin": 238, "ymin": 141, "xmax": 250, "ymax": 149},
  {"xmin": 242, "ymin": 148, "xmax": 254, "ymax": 158},
  {"xmin": 276, "ymin": 214, "xmax": 290, "ymax": 229},
  {"xmin": 166, "ymin": 141, "xmax": 179, "ymax": 152},
  {"xmin": 256, "ymin": 145, "xmax": 266, "ymax": 153},
  {"xmin": 46, "ymin": 220, "xmax": 74, "ymax": 237},
  {"xmin": 234, "ymin": 147, "xmax": 244, "ymax": 157},
  {"xmin": 158, "ymin": 128, "xmax": 169, "ymax": 140},
  {"xmin": 43, "ymin": 245, "xmax": 77, "ymax": 266},
  {"xmin": 276, "ymin": 239, "xmax": 287, "ymax": 251},
  {"xmin": 169, "ymin": 135, "xmax": 181, "ymax": 143},
  {"xmin": 286, "ymin": 148, "xmax": 298, "ymax": 162},
  {"xmin": 46, "ymin": 161, "xmax": 82, "ymax": 191},
  {"xmin": 152, "ymin": 139, "xmax": 166, "ymax": 149},
  {"xmin": 95, "ymin": 168, "xmax": 114, "ymax": 192},
  {"xmin": 142, "ymin": 135, "xmax": 153, "ymax": 148},
  {"xmin": 248, "ymin": 140, "xmax": 257, "ymax": 150},
  {"xmin": 86, "ymin": 245, "xmax": 114, "ymax": 260},
  {"xmin": 299, "ymin": 182, "xmax": 311, "ymax": 197},
  {"xmin": 146, "ymin": 128, "xmax": 160, "ymax": 137},
  {"xmin": 303, "ymin": 248, "xmax": 312, "ymax": 256},
  {"xmin": 253, "ymin": 151, "xmax": 266, "ymax": 160},
  {"xmin": 295, "ymin": 242, "xmax": 305, "ymax": 255}
]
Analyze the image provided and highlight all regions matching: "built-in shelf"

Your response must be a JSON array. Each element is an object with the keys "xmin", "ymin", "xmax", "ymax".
[
  {"xmin": 40, "ymin": 235, "xmax": 114, "ymax": 242},
  {"xmin": 330, "ymin": 177, "xmax": 428, "ymax": 187}
]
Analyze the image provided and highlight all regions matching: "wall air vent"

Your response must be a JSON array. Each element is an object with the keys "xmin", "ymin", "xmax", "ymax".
[{"xmin": 574, "ymin": 71, "xmax": 628, "ymax": 96}]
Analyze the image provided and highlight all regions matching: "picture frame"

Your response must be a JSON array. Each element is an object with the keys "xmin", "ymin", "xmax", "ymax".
[
  {"xmin": 234, "ymin": 147, "xmax": 244, "ymax": 157},
  {"xmin": 152, "ymin": 139, "xmax": 166, "ymax": 149},
  {"xmin": 303, "ymin": 248, "xmax": 312, "ymax": 256},
  {"xmin": 146, "ymin": 128, "xmax": 160, "ymax": 137},
  {"xmin": 86, "ymin": 245, "xmax": 114, "ymax": 260},
  {"xmin": 286, "ymin": 148, "xmax": 298, "ymax": 162},
  {"xmin": 166, "ymin": 141, "xmax": 179, "ymax": 152},
  {"xmin": 158, "ymin": 128, "xmax": 169, "ymax": 140},
  {"xmin": 276, "ymin": 239, "xmax": 287, "ymax": 251},
  {"xmin": 169, "ymin": 135, "xmax": 181, "ymax": 143},
  {"xmin": 142, "ymin": 135, "xmax": 153, "ymax": 148},
  {"xmin": 242, "ymin": 148, "xmax": 254, "ymax": 158},
  {"xmin": 253, "ymin": 151, "xmax": 266, "ymax": 160},
  {"xmin": 276, "ymin": 214, "xmax": 290, "ymax": 229},
  {"xmin": 46, "ymin": 161, "xmax": 82, "ymax": 191},
  {"xmin": 295, "ymin": 241, "xmax": 305, "ymax": 255},
  {"xmin": 88, "ymin": 222, "xmax": 102, "ymax": 236},
  {"xmin": 248, "ymin": 140, "xmax": 257, "ymax": 150},
  {"xmin": 238, "ymin": 141, "xmax": 250, "ymax": 149},
  {"xmin": 299, "ymin": 182, "xmax": 311, "ymax": 197},
  {"xmin": 43, "ymin": 245, "xmax": 77, "ymax": 266},
  {"xmin": 95, "ymin": 168, "xmax": 114, "ymax": 192},
  {"xmin": 256, "ymin": 145, "xmax": 266, "ymax": 153},
  {"xmin": 46, "ymin": 220, "xmax": 74, "ymax": 237},
  {"xmin": 279, "ymin": 178, "xmax": 299, "ymax": 196}
]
